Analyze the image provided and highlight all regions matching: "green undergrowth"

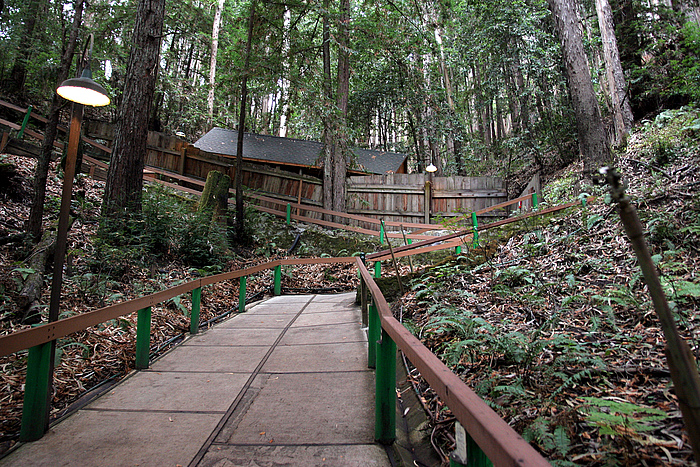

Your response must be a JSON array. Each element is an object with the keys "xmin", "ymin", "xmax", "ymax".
[{"xmin": 399, "ymin": 108, "xmax": 700, "ymax": 464}]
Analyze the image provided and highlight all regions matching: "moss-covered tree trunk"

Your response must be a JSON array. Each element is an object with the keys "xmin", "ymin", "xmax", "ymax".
[{"xmin": 198, "ymin": 170, "xmax": 230, "ymax": 224}]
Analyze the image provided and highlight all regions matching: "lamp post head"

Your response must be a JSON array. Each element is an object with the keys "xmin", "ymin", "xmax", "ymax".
[
  {"xmin": 426, "ymin": 163, "xmax": 437, "ymax": 173},
  {"xmin": 57, "ymin": 66, "xmax": 110, "ymax": 107}
]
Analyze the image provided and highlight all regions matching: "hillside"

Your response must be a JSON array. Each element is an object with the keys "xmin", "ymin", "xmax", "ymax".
[
  {"xmin": 392, "ymin": 107, "xmax": 700, "ymax": 465},
  {"xmin": 0, "ymin": 107, "xmax": 699, "ymax": 464}
]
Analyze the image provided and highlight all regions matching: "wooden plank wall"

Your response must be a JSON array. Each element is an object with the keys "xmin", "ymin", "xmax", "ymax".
[
  {"xmin": 347, "ymin": 174, "xmax": 507, "ymax": 228},
  {"xmin": 82, "ymin": 121, "xmax": 507, "ymax": 227}
]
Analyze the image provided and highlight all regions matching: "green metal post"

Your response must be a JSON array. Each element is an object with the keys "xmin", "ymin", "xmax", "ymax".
[
  {"xmin": 368, "ymin": 302, "xmax": 379, "ymax": 369},
  {"xmin": 455, "ymin": 245, "xmax": 462, "ymax": 255},
  {"xmin": 135, "ymin": 307, "xmax": 152, "ymax": 370},
  {"xmin": 19, "ymin": 341, "xmax": 52, "ymax": 441},
  {"xmin": 465, "ymin": 431, "xmax": 493, "ymax": 466},
  {"xmin": 450, "ymin": 421, "xmax": 492, "ymax": 467},
  {"xmin": 379, "ymin": 222, "xmax": 385, "ymax": 245},
  {"xmin": 274, "ymin": 265, "xmax": 282, "ymax": 296},
  {"xmin": 581, "ymin": 196, "xmax": 587, "ymax": 208},
  {"xmin": 286, "ymin": 203, "xmax": 291, "ymax": 225},
  {"xmin": 471, "ymin": 212, "xmax": 479, "ymax": 248},
  {"xmin": 18, "ymin": 105, "xmax": 32, "ymax": 139},
  {"xmin": 239, "ymin": 276, "xmax": 247, "ymax": 312},
  {"xmin": 190, "ymin": 288, "xmax": 201, "ymax": 335},
  {"xmin": 407, "ymin": 238, "xmax": 412, "ymax": 245},
  {"xmin": 374, "ymin": 261, "xmax": 381, "ymax": 278},
  {"xmin": 532, "ymin": 192, "xmax": 538, "ymax": 209},
  {"xmin": 375, "ymin": 327, "xmax": 396, "ymax": 444}
]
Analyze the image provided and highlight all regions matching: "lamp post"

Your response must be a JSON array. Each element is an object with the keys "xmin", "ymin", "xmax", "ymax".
[
  {"xmin": 424, "ymin": 162, "xmax": 437, "ymax": 224},
  {"xmin": 42, "ymin": 33, "xmax": 109, "ymax": 434},
  {"xmin": 51, "ymin": 34, "xmax": 109, "ymax": 321}
]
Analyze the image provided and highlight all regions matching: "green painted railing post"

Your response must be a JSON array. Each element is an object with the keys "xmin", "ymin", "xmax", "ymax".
[
  {"xmin": 379, "ymin": 222, "xmax": 385, "ymax": 245},
  {"xmin": 532, "ymin": 192, "xmax": 538, "ymax": 210},
  {"xmin": 239, "ymin": 276, "xmax": 247, "ymax": 312},
  {"xmin": 274, "ymin": 265, "xmax": 282, "ymax": 295},
  {"xmin": 368, "ymin": 301, "xmax": 379, "ymax": 369},
  {"xmin": 374, "ymin": 261, "xmax": 381, "ymax": 278},
  {"xmin": 375, "ymin": 327, "xmax": 396, "ymax": 444},
  {"xmin": 450, "ymin": 421, "xmax": 493, "ymax": 467},
  {"xmin": 18, "ymin": 105, "xmax": 32, "ymax": 139},
  {"xmin": 286, "ymin": 203, "xmax": 291, "ymax": 225},
  {"xmin": 135, "ymin": 307, "xmax": 152, "ymax": 370},
  {"xmin": 19, "ymin": 341, "xmax": 52, "ymax": 441},
  {"xmin": 471, "ymin": 212, "xmax": 479, "ymax": 248},
  {"xmin": 190, "ymin": 288, "xmax": 201, "ymax": 335}
]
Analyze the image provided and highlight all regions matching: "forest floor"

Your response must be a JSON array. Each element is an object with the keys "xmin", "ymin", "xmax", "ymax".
[
  {"xmin": 387, "ymin": 107, "xmax": 700, "ymax": 466},
  {"xmin": 0, "ymin": 107, "xmax": 699, "ymax": 465}
]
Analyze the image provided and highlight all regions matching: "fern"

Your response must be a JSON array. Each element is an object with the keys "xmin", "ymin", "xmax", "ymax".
[{"xmin": 581, "ymin": 397, "xmax": 666, "ymax": 437}]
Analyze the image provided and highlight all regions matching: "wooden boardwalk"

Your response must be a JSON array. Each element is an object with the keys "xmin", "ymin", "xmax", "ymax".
[{"xmin": 0, "ymin": 293, "xmax": 391, "ymax": 467}]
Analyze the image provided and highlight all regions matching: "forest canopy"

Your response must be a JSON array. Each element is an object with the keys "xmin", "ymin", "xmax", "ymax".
[{"xmin": 0, "ymin": 0, "xmax": 699, "ymax": 178}]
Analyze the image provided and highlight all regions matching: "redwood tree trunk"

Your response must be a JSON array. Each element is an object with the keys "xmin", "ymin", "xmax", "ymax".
[
  {"xmin": 234, "ymin": 0, "xmax": 256, "ymax": 240},
  {"xmin": 333, "ymin": 0, "xmax": 350, "ymax": 215},
  {"xmin": 26, "ymin": 0, "xmax": 84, "ymax": 242},
  {"xmin": 207, "ymin": 0, "xmax": 226, "ymax": 130},
  {"xmin": 321, "ymin": 0, "xmax": 334, "ymax": 219},
  {"xmin": 103, "ymin": 0, "xmax": 165, "ymax": 219},
  {"xmin": 596, "ymin": 0, "xmax": 634, "ymax": 145},
  {"xmin": 548, "ymin": 0, "xmax": 612, "ymax": 178}
]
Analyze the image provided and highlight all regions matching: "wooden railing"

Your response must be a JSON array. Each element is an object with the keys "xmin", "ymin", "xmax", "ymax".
[
  {"xmin": 357, "ymin": 258, "xmax": 551, "ymax": 466},
  {"xmin": 0, "ymin": 254, "xmax": 552, "ymax": 465},
  {"xmin": 0, "ymin": 257, "xmax": 354, "ymax": 440},
  {"xmin": 0, "ymin": 192, "xmax": 596, "ymax": 463}
]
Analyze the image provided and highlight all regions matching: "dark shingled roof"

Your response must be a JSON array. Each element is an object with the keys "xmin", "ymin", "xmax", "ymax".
[{"xmin": 193, "ymin": 127, "xmax": 407, "ymax": 175}]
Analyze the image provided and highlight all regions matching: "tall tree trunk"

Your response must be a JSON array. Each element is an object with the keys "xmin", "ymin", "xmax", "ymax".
[
  {"xmin": 596, "ymin": 0, "xmax": 634, "ymax": 145},
  {"xmin": 5, "ymin": 0, "xmax": 42, "ymax": 94},
  {"xmin": 25, "ymin": 0, "xmax": 84, "ymax": 243},
  {"xmin": 103, "ymin": 0, "xmax": 165, "ymax": 219},
  {"xmin": 279, "ymin": 5, "xmax": 291, "ymax": 137},
  {"xmin": 434, "ymin": 26, "xmax": 464, "ymax": 175},
  {"xmin": 234, "ymin": 0, "xmax": 256, "ymax": 240},
  {"xmin": 333, "ymin": 0, "xmax": 349, "ymax": 214},
  {"xmin": 207, "ymin": 0, "xmax": 225, "ymax": 130},
  {"xmin": 321, "ymin": 0, "xmax": 334, "ymax": 219},
  {"xmin": 548, "ymin": 0, "xmax": 612, "ymax": 178}
]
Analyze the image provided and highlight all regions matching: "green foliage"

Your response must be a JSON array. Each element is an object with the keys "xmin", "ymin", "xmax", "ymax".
[
  {"xmin": 623, "ymin": 5, "xmax": 700, "ymax": 111},
  {"xmin": 523, "ymin": 418, "xmax": 572, "ymax": 459},
  {"xmin": 95, "ymin": 185, "xmax": 232, "ymax": 277},
  {"xmin": 580, "ymin": 397, "xmax": 666, "ymax": 438}
]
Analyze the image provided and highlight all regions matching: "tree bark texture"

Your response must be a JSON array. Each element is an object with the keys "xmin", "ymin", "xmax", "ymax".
[
  {"xmin": 595, "ymin": 0, "xmax": 634, "ymax": 146},
  {"xmin": 333, "ymin": 0, "xmax": 350, "ymax": 214},
  {"xmin": 199, "ymin": 170, "xmax": 230, "ymax": 225},
  {"xmin": 321, "ymin": 0, "xmax": 334, "ymax": 219},
  {"xmin": 5, "ymin": 0, "xmax": 42, "ymax": 94},
  {"xmin": 234, "ymin": 0, "xmax": 255, "ymax": 240},
  {"xmin": 26, "ymin": 0, "xmax": 84, "ymax": 243},
  {"xmin": 103, "ymin": 0, "xmax": 165, "ymax": 219},
  {"xmin": 17, "ymin": 230, "xmax": 57, "ymax": 324},
  {"xmin": 207, "ymin": 0, "xmax": 225, "ymax": 130},
  {"xmin": 548, "ymin": 0, "xmax": 612, "ymax": 178}
]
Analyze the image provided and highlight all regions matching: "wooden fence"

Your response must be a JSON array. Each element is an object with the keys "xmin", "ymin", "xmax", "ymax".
[
  {"xmin": 2, "ymin": 106, "xmax": 510, "ymax": 226},
  {"xmin": 347, "ymin": 174, "xmax": 507, "ymax": 228}
]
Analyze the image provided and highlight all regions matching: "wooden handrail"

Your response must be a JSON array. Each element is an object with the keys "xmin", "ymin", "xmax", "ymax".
[
  {"xmin": 368, "ymin": 197, "xmax": 596, "ymax": 261},
  {"xmin": 0, "ymin": 257, "xmax": 355, "ymax": 358},
  {"xmin": 356, "ymin": 257, "xmax": 551, "ymax": 466}
]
